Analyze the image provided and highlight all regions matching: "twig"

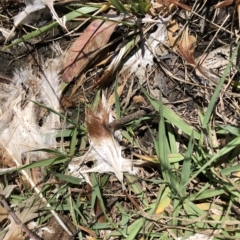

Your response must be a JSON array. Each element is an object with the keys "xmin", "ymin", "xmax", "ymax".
[
  {"xmin": 3, "ymin": 148, "xmax": 72, "ymax": 236},
  {"xmin": 0, "ymin": 194, "xmax": 42, "ymax": 240},
  {"xmin": 109, "ymin": 106, "xmax": 155, "ymax": 130},
  {"xmin": 190, "ymin": 10, "xmax": 234, "ymax": 36},
  {"xmin": 197, "ymin": 14, "xmax": 230, "ymax": 67}
]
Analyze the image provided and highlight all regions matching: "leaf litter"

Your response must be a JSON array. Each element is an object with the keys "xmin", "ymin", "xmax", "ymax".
[{"xmin": 1, "ymin": 0, "xmax": 240, "ymax": 239}]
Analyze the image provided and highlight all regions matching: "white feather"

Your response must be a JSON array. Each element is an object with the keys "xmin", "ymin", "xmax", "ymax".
[
  {"xmin": 68, "ymin": 95, "xmax": 137, "ymax": 188},
  {"xmin": 0, "ymin": 58, "xmax": 61, "ymax": 167}
]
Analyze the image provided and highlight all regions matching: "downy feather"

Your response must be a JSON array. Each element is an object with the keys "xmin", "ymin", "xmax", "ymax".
[{"xmin": 68, "ymin": 95, "xmax": 136, "ymax": 188}]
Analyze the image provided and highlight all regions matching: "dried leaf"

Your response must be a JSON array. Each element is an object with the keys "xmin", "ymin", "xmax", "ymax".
[
  {"xmin": 62, "ymin": 19, "xmax": 118, "ymax": 83},
  {"xmin": 155, "ymin": 187, "xmax": 171, "ymax": 214},
  {"xmin": 0, "ymin": 205, "xmax": 8, "ymax": 223},
  {"xmin": 169, "ymin": 0, "xmax": 191, "ymax": 11},
  {"xmin": 132, "ymin": 95, "xmax": 147, "ymax": 106},
  {"xmin": 177, "ymin": 26, "xmax": 196, "ymax": 65},
  {"xmin": 167, "ymin": 20, "xmax": 179, "ymax": 50},
  {"xmin": 108, "ymin": 84, "xmax": 125, "ymax": 106},
  {"xmin": 1, "ymin": 185, "xmax": 18, "ymax": 198},
  {"xmin": 149, "ymin": 0, "xmax": 178, "ymax": 16}
]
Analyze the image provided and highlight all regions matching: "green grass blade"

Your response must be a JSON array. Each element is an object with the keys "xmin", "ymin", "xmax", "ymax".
[
  {"xmin": 30, "ymin": 100, "xmax": 78, "ymax": 127},
  {"xmin": 91, "ymin": 173, "xmax": 127, "ymax": 237},
  {"xmin": 53, "ymin": 173, "xmax": 82, "ymax": 184},
  {"xmin": 108, "ymin": 0, "xmax": 128, "ymax": 13},
  {"xmin": 6, "ymin": 6, "xmax": 98, "ymax": 48},
  {"xmin": 126, "ymin": 218, "xmax": 144, "ymax": 240},
  {"xmin": 185, "ymin": 135, "xmax": 240, "ymax": 189},
  {"xmin": 158, "ymin": 95, "xmax": 171, "ymax": 184},
  {"xmin": 69, "ymin": 126, "xmax": 78, "ymax": 156},
  {"xmin": 180, "ymin": 132, "xmax": 194, "ymax": 196},
  {"xmin": 114, "ymin": 74, "xmax": 121, "ymax": 119},
  {"xmin": 202, "ymin": 42, "xmax": 240, "ymax": 130},
  {"xmin": 141, "ymin": 86, "xmax": 200, "ymax": 139},
  {"xmin": 124, "ymin": 174, "xmax": 149, "ymax": 207}
]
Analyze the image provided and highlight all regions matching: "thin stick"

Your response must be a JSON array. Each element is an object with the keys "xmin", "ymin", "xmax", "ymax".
[
  {"xmin": 3, "ymin": 146, "xmax": 72, "ymax": 236},
  {"xmin": 0, "ymin": 194, "xmax": 42, "ymax": 240},
  {"xmin": 197, "ymin": 14, "xmax": 230, "ymax": 67},
  {"xmin": 109, "ymin": 106, "xmax": 155, "ymax": 130}
]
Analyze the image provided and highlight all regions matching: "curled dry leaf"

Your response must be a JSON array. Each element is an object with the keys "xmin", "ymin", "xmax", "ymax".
[
  {"xmin": 177, "ymin": 26, "xmax": 196, "ymax": 66},
  {"xmin": 150, "ymin": 0, "xmax": 176, "ymax": 16},
  {"xmin": 150, "ymin": 0, "xmax": 190, "ymax": 17},
  {"xmin": 62, "ymin": 19, "xmax": 118, "ymax": 83},
  {"xmin": 0, "ymin": 205, "xmax": 8, "ymax": 223},
  {"xmin": 167, "ymin": 19, "xmax": 179, "ymax": 50},
  {"xmin": 132, "ymin": 95, "xmax": 147, "ymax": 106},
  {"xmin": 169, "ymin": 0, "xmax": 191, "ymax": 11},
  {"xmin": 176, "ymin": 28, "xmax": 230, "ymax": 84},
  {"xmin": 68, "ymin": 95, "xmax": 136, "ymax": 189},
  {"xmin": 177, "ymin": 29, "xmax": 236, "ymax": 84}
]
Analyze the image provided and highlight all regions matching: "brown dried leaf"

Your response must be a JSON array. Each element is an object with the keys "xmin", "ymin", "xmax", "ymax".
[
  {"xmin": 169, "ymin": 0, "xmax": 191, "ymax": 11},
  {"xmin": 156, "ymin": 0, "xmax": 171, "ymax": 5},
  {"xmin": 108, "ymin": 84, "xmax": 125, "ymax": 106},
  {"xmin": 177, "ymin": 27, "xmax": 196, "ymax": 65},
  {"xmin": 62, "ymin": 20, "xmax": 118, "ymax": 83},
  {"xmin": 132, "ymin": 95, "xmax": 147, "ymax": 106},
  {"xmin": 0, "ymin": 205, "xmax": 8, "ymax": 223},
  {"xmin": 150, "ymin": 0, "xmax": 176, "ymax": 16},
  {"xmin": 167, "ymin": 19, "xmax": 179, "ymax": 50}
]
